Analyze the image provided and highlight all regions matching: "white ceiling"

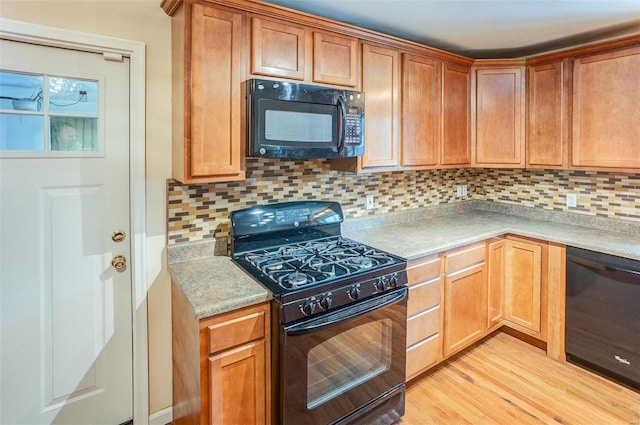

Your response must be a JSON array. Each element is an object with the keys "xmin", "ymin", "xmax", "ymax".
[{"xmin": 262, "ymin": 0, "xmax": 640, "ymax": 58}]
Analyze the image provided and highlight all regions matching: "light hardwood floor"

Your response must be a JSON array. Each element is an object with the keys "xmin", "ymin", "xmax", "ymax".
[{"xmin": 401, "ymin": 332, "xmax": 640, "ymax": 425}]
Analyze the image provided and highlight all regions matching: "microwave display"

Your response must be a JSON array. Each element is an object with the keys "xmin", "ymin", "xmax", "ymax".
[{"xmin": 247, "ymin": 79, "xmax": 364, "ymax": 159}]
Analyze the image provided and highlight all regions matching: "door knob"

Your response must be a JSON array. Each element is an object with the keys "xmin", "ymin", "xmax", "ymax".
[{"xmin": 111, "ymin": 255, "xmax": 127, "ymax": 272}]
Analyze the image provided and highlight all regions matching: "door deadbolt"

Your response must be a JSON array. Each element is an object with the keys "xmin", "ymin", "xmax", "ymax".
[
  {"xmin": 111, "ymin": 255, "xmax": 127, "ymax": 272},
  {"xmin": 112, "ymin": 230, "xmax": 126, "ymax": 243}
]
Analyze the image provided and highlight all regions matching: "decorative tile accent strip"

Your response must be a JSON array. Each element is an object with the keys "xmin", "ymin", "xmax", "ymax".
[{"xmin": 167, "ymin": 159, "xmax": 640, "ymax": 245}]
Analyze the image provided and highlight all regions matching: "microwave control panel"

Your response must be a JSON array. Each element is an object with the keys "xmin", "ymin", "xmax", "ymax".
[{"xmin": 345, "ymin": 107, "xmax": 363, "ymax": 145}]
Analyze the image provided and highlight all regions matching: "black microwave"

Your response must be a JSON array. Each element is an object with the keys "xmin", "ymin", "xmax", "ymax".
[{"xmin": 246, "ymin": 79, "xmax": 364, "ymax": 159}]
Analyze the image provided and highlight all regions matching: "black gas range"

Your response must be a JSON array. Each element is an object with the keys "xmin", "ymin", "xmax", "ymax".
[
  {"xmin": 231, "ymin": 201, "xmax": 408, "ymax": 425},
  {"xmin": 231, "ymin": 201, "xmax": 408, "ymax": 324}
]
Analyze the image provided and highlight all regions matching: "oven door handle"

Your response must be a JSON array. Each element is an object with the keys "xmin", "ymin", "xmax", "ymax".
[{"xmin": 285, "ymin": 287, "xmax": 408, "ymax": 336}]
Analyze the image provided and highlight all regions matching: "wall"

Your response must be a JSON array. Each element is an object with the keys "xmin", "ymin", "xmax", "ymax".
[
  {"xmin": 0, "ymin": 0, "xmax": 174, "ymax": 415},
  {"xmin": 168, "ymin": 161, "xmax": 640, "ymax": 244}
]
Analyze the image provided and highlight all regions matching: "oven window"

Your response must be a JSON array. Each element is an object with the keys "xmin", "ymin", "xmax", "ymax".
[
  {"xmin": 307, "ymin": 318, "xmax": 392, "ymax": 409},
  {"xmin": 265, "ymin": 110, "xmax": 333, "ymax": 142}
]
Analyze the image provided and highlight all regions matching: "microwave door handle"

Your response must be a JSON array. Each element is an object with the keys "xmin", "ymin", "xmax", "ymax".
[
  {"xmin": 285, "ymin": 287, "xmax": 407, "ymax": 336},
  {"xmin": 336, "ymin": 95, "xmax": 347, "ymax": 153}
]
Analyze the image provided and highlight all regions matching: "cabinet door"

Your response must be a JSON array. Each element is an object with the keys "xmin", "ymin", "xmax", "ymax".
[
  {"xmin": 313, "ymin": 32, "xmax": 357, "ymax": 87},
  {"xmin": 504, "ymin": 240, "xmax": 542, "ymax": 332},
  {"xmin": 443, "ymin": 263, "xmax": 486, "ymax": 357},
  {"xmin": 474, "ymin": 67, "xmax": 525, "ymax": 167},
  {"xmin": 487, "ymin": 239, "xmax": 505, "ymax": 330},
  {"xmin": 572, "ymin": 46, "xmax": 640, "ymax": 170},
  {"xmin": 361, "ymin": 43, "xmax": 399, "ymax": 169},
  {"xmin": 209, "ymin": 340, "xmax": 267, "ymax": 425},
  {"xmin": 251, "ymin": 17, "xmax": 306, "ymax": 80},
  {"xmin": 401, "ymin": 54, "xmax": 441, "ymax": 167},
  {"xmin": 189, "ymin": 4, "xmax": 244, "ymax": 181},
  {"xmin": 528, "ymin": 61, "xmax": 566, "ymax": 168},
  {"xmin": 442, "ymin": 62, "xmax": 471, "ymax": 165}
]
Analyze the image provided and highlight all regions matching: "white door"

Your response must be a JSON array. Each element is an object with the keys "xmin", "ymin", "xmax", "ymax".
[{"xmin": 0, "ymin": 40, "xmax": 132, "ymax": 424}]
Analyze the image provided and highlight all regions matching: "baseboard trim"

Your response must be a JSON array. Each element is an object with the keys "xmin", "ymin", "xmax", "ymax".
[{"xmin": 149, "ymin": 407, "xmax": 173, "ymax": 425}]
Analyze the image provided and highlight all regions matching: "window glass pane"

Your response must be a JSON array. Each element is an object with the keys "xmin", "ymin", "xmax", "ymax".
[
  {"xmin": 0, "ymin": 71, "xmax": 43, "ymax": 112},
  {"xmin": 307, "ymin": 319, "xmax": 392, "ymax": 409},
  {"xmin": 48, "ymin": 77, "xmax": 98, "ymax": 114},
  {"xmin": 0, "ymin": 113, "xmax": 44, "ymax": 151},
  {"xmin": 50, "ymin": 117, "xmax": 98, "ymax": 151}
]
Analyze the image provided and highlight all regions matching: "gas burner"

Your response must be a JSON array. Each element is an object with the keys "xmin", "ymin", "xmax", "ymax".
[
  {"xmin": 307, "ymin": 257, "xmax": 325, "ymax": 268},
  {"xmin": 284, "ymin": 272, "xmax": 309, "ymax": 288},
  {"xmin": 265, "ymin": 261, "xmax": 284, "ymax": 271},
  {"xmin": 346, "ymin": 256, "xmax": 374, "ymax": 269}
]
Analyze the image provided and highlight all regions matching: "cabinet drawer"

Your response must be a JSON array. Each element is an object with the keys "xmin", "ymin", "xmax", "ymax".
[
  {"xmin": 207, "ymin": 309, "xmax": 266, "ymax": 355},
  {"xmin": 406, "ymin": 334, "xmax": 440, "ymax": 379},
  {"xmin": 445, "ymin": 242, "xmax": 485, "ymax": 273},
  {"xmin": 407, "ymin": 306, "xmax": 440, "ymax": 347},
  {"xmin": 407, "ymin": 257, "xmax": 441, "ymax": 286},
  {"xmin": 407, "ymin": 278, "xmax": 441, "ymax": 316}
]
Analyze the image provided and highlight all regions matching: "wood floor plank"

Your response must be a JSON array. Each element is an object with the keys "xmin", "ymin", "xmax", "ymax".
[{"xmin": 400, "ymin": 332, "xmax": 640, "ymax": 425}]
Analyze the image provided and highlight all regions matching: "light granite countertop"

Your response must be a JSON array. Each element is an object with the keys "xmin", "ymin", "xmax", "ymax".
[
  {"xmin": 343, "ymin": 209, "xmax": 640, "ymax": 262},
  {"xmin": 169, "ymin": 255, "xmax": 271, "ymax": 319},
  {"xmin": 168, "ymin": 201, "xmax": 639, "ymax": 320}
]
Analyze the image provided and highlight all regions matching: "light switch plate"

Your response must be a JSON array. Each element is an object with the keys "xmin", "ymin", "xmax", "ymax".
[{"xmin": 566, "ymin": 193, "xmax": 577, "ymax": 207}]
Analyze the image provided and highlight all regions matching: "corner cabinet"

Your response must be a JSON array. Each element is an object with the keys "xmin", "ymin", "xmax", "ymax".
[
  {"xmin": 571, "ymin": 45, "xmax": 640, "ymax": 171},
  {"xmin": 472, "ymin": 62, "xmax": 526, "ymax": 167},
  {"xmin": 172, "ymin": 281, "xmax": 271, "ymax": 425},
  {"xmin": 170, "ymin": 1, "xmax": 246, "ymax": 184}
]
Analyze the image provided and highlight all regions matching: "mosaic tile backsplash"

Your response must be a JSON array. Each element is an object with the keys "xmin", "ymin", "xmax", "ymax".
[{"xmin": 167, "ymin": 158, "xmax": 640, "ymax": 244}]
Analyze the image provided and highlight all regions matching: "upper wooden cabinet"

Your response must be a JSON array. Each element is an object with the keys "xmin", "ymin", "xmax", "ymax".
[
  {"xmin": 313, "ymin": 32, "xmax": 358, "ymax": 87},
  {"xmin": 401, "ymin": 54, "xmax": 441, "ymax": 168},
  {"xmin": 473, "ymin": 63, "xmax": 526, "ymax": 167},
  {"xmin": 360, "ymin": 43, "xmax": 400, "ymax": 170},
  {"xmin": 251, "ymin": 18, "xmax": 306, "ymax": 80},
  {"xmin": 442, "ymin": 62, "xmax": 472, "ymax": 166},
  {"xmin": 527, "ymin": 61, "xmax": 568, "ymax": 168},
  {"xmin": 250, "ymin": 17, "xmax": 358, "ymax": 87},
  {"xmin": 170, "ymin": 2, "xmax": 246, "ymax": 184},
  {"xmin": 400, "ymin": 56, "xmax": 471, "ymax": 169},
  {"xmin": 571, "ymin": 45, "xmax": 640, "ymax": 171}
]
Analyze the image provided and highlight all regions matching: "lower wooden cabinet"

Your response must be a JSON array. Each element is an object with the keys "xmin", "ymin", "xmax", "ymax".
[
  {"xmin": 486, "ymin": 238, "xmax": 505, "ymax": 331},
  {"xmin": 503, "ymin": 236, "xmax": 548, "ymax": 340},
  {"xmin": 405, "ymin": 256, "xmax": 442, "ymax": 379},
  {"xmin": 172, "ymin": 281, "xmax": 271, "ymax": 425},
  {"xmin": 442, "ymin": 242, "xmax": 487, "ymax": 357}
]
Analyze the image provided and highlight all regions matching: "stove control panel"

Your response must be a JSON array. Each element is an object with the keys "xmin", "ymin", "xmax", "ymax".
[{"xmin": 286, "ymin": 270, "xmax": 407, "ymax": 322}]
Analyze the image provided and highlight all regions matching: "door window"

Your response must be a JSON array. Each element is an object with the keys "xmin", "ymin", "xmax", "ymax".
[{"xmin": 0, "ymin": 71, "xmax": 100, "ymax": 156}]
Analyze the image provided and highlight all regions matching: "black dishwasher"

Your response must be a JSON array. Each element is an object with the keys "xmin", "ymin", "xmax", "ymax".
[{"xmin": 566, "ymin": 246, "xmax": 640, "ymax": 390}]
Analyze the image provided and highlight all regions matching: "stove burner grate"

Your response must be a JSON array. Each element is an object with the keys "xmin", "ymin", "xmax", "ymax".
[{"xmin": 242, "ymin": 237, "xmax": 396, "ymax": 290}]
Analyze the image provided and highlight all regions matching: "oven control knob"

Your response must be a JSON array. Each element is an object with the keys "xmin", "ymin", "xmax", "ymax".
[
  {"xmin": 389, "ymin": 274, "xmax": 399, "ymax": 288},
  {"xmin": 301, "ymin": 299, "xmax": 315, "ymax": 316},
  {"xmin": 348, "ymin": 286, "xmax": 361, "ymax": 301},
  {"xmin": 320, "ymin": 294, "xmax": 333, "ymax": 310},
  {"xmin": 375, "ymin": 277, "xmax": 387, "ymax": 292}
]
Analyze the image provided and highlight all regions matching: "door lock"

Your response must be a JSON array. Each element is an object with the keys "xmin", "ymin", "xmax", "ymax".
[
  {"xmin": 111, "ymin": 230, "xmax": 126, "ymax": 243},
  {"xmin": 111, "ymin": 255, "xmax": 127, "ymax": 272}
]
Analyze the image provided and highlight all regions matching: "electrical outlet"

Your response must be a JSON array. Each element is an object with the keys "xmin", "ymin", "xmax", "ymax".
[
  {"xmin": 462, "ymin": 185, "xmax": 468, "ymax": 196},
  {"xmin": 566, "ymin": 193, "xmax": 577, "ymax": 208},
  {"xmin": 456, "ymin": 185, "xmax": 468, "ymax": 197},
  {"xmin": 366, "ymin": 194, "xmax": 375, "ymax": 210}
]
